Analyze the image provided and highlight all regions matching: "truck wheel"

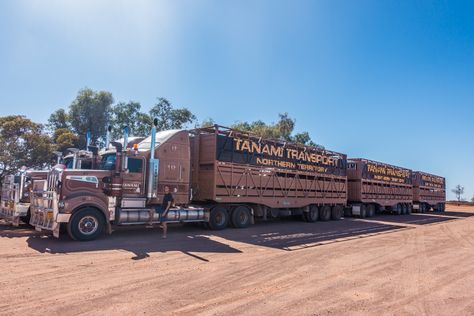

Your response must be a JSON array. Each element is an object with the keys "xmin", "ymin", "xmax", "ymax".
[
  {"xmin": 425, "ymin": 204, "xmax": 432, "ymax": 212},
  {"xmin": 360, "ymin": 205, "xmax": 367, "ymax": 218},
  {"xmin": 68, "ymin": 208, "xmax": 105, "ymax": 241},
  {"xmin": 209, "ymin": 206, "xmax": 229, "ymax": 230},
  {"xmin": 420, "ymin": 203, "xmax": 425, "ymax": 213},
  {"xmin": 320, "ymin": 205, "xmax": 331, "ymax": 221},
  {"xmin": 231, "ymin": 206, "xmax": 251, "ymax": 228},
  {"xmin": 331, "ymin": 205, "xmax": 343, "ymax": 220},
  {"xmin": 304, "ymin": 205, "xmax": 319, "ymax": 222},
  {"xmin": 401, "ymin": 204, "xmax": 407, "ymax": 215},
  {"xmin": 441, "ymin": 203, "xmax": 446, "ymax": 212},
  {"xmin": 407, "ymin": 204, "xmax": 412, "ymax": 215}
]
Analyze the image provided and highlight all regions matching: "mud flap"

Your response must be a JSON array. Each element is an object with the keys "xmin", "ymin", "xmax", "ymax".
[
  {"xmin": 12, "ymin": 216, "xmax": 20, "ymax": 227},
  {"xmin": 53, "ymin": 222, "xmax": 60, "ymax": 238}
]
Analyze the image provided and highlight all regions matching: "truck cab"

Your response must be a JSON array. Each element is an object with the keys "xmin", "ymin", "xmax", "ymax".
[{"xmin": 29, "ymin": 129, "xmax": 206, "ymax": 241}]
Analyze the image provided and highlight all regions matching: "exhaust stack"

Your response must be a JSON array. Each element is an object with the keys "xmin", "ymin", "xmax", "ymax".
[
  {"xmin": 106, "ymin": 125, "xmax": 112, "ymax": 149},
  {"xmin": 147, "ymin": 118, "xmax": 159, "ymax": 199},
  {"xmin": 86, "ymin": 130, "xmax": 91, "ymax": 148},
  {"xmin": 122, "ymin": 126, "xmax": 129, "ymax": 170}
]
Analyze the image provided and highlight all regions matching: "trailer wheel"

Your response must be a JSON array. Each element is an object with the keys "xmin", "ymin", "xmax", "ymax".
[
  {"xmin": 359, "ymin": 204, "xmax": 367, "ymax": 218},
  {"xmin": 394, "ymin": 204, "xmax": 402, "ymax": 215},
  {"xmin": 208, "ymin": 206, "xmax": 229, "ymax": 230},
  {"xmin": 304, "ymin": 205, "xmax": 319, "ymax": 222},
  {"xmin": 367, "ymin": 204, "xmax": 375, "ymax": 217},
  {"xmin": 231, "ymin": 206, "xmax": 251, "ymax": 228},
  {"xmin": 320, "ymin": 205, "xmax": 331, "ymax": 221},
  {"xmin": 407, "ymin": 204, "xmax": 412, "ymax": 215},
  {"xmin": 401, "ymin": 204, "xmax": 407, "ymax": 215},
  {"xmin": 331, "ymin": 205, "xmax": 343, "ymax": 220},
  {"xmin": 68, "ymin": 208, "xmax": 105, "ymax": 241},
  {"xmin": 440, "ymin": 203, "xmax": 446, "ymax": 212}
]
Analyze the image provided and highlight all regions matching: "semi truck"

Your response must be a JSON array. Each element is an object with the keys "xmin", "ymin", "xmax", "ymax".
[
  {"xmin": 346, "ymin": 158, "xmax": 413, "ymax": 217},
  {"xmin": 29, "ymin": 123, "xmax": 348, "ymax": 241},
  {"xmin": 0, "ymin": 149, "xmax": 95, "ymax": 226},
  {"xmin": 412, "ymin": 171, "xmax": 446, "ymax": 212}
]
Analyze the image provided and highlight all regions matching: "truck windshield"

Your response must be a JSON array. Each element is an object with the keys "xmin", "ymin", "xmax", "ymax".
[
  {"xmin": 100, "ymin": 154, "xmax": 116, "ymax": 170},
  {"xmin": 63, "ymin": 157, "xmax": 74, "ymax": 169}
]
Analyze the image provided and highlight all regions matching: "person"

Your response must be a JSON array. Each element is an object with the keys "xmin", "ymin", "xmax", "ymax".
[{"xmin": 159, "ymin": 185, "xmax": 174, "ymax": 238}]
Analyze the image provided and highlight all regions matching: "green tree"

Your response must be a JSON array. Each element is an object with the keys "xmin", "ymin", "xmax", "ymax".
[
  {"xmin": 231, "ymin": 113, "xmax": 319, "ymax": 146},
  {"xmin": 47, "ymin": 108, "xmax": 70, "ymax": 131},
  {"xmin": 52, "ymin": 128, "xmax": 81, "ymax": 153},
  {"xmin": 0, "ymin": 116, "xmax": 53, "ymax": 184},
  {"xmin": 199, "ymin": 118, "xmax": 216, "ymax": 128},
  {"xmin": 68, "ymin": 88, "xmax": 114, "ymax": 146},
  {"xmin": 110, "ymin": 101, "xmax": 147, "ymax": 139},
  {"xmin": 148, "ymin": 98, "xmax": 196, "ymax": 131}
]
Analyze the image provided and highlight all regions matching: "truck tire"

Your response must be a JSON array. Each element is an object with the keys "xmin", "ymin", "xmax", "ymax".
[
  {"xmin": 320, "ymin": 205, "xmax": 331, "ymax": 221},
  {"xmin": 304, "ymin": 205, "xmax": 319, "ymax": 222},
  {"xmin": 231, "ymin": 206, "xmax": 251, "ymax": 228},
  {"xmin": 395, "ymin": 204, "xmax": 402, "ymax": 215},
  {"xmin": 67, "ymin": 208, "xmax": 105, "ymax": 241},
  {"xmin": 367, "ymin": 204, "xmax": 375, "ymax": 217},
  {"xmin": 208, "ymin": 206, "xmax": 229, "ymax": 230},
  {"xmin": 401, "ymin": 204, "xmax": 407, "ymax": 215},
  {"xmin": 407, "ymin": 204, "xmax": 412, "ymax": 215},
  {"xmin": 331, "ymin": 205, "xmax": 343, "ymax": 220},
  {"xmin": 441, "ymin": 203, "xmax": 446, "ymax": 212},
  {"xmin": 360, "ymin": 204, "xmax": 367, "ymax": 218}
]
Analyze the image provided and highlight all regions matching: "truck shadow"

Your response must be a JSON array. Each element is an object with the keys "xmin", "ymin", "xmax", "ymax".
[
  {"xmin": 25, "ymin": 224, "xmax": 241, "ymax": 261},
  {"xmin": 0, "ymin": 223, "xmax": 43, "ymax": 239},
  {"xmin": 21, "ymin": 210, "xmax": 473, "ymax": 254},
  {"xmin": 210, "ymin": 217, "xmax": 407, "ymax": 251},
  {"xmin": 365, "ymin": 212, "xmax": 468, "ymax": 226}
]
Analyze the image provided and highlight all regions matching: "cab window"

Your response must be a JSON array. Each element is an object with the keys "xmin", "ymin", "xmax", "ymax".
[
  {"xmin": 100, "ymin": 154, "xmax": 116, "ymax": 170},
  {"xmin": 63, "ymin": 158, "xmax": 74, "ymax": 169},
  {"xmin": 127, "ymin": 158, "xmax": 143, "ymax": 173}
]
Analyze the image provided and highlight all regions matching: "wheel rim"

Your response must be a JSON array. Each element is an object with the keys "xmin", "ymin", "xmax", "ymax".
[
  {"xmin": 239, "ymin": 211, "xmax": 248, "ymax": 224},
  {"xmin": 78, "ymin": 215, "xmax": 99, "ymax": 235},
  {"xmin": 215, "ymin": 210, "xmax": 225, "ymax": 226}
]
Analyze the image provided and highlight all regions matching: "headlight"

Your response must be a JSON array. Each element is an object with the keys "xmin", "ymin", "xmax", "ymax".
[{"xmin": 58, "ymin": 201, "xmax": 65, "ymax": 209}]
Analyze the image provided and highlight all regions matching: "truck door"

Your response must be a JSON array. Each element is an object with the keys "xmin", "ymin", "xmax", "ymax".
[{"xmin": 122, "ymin": 156, "xmax": 146, "ymax": 197}]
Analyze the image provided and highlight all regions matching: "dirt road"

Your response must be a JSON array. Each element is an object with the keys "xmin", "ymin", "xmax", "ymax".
[{"xmin": 1, "ymin": 206, "xmax": 474, "ymax": 316}]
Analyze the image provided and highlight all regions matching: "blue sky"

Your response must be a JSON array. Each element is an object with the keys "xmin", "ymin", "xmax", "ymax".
[{"xmin": 0, "ymin": 0, "xmax": 473, "ymax": 200}]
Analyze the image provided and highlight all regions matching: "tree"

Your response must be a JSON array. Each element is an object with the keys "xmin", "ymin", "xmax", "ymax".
[
  {"xmin": 199, "ymin": 118, "xmax": 216, "ymax": 128},
  {"xmin": 452, "ymin": 185, "xmax": 465, "ymax": 202},
  {"xmin": 68, "ymin": 88, "xmax": 114, "ymax": 146},
  {"xmin": 231, "ymin": 113, "xmax": 319, "ymax": 146},
  {"xmin": 110, "ymin": 101, "xmax": 147, "ymax": 139},
  {"xmin": 52, "ymin": 128, "xmax": 81, "ymax": 153},
  {"xmin": 148, "ymin": 98, "xmax": 196, "ymax": 131},
  {"xmin": 0, "ymin": 116, "xmax": 53, "ymax": 184},
  {"xmin": 47, "ymin": 108, "xmax": 70, "ymax": 131}
]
